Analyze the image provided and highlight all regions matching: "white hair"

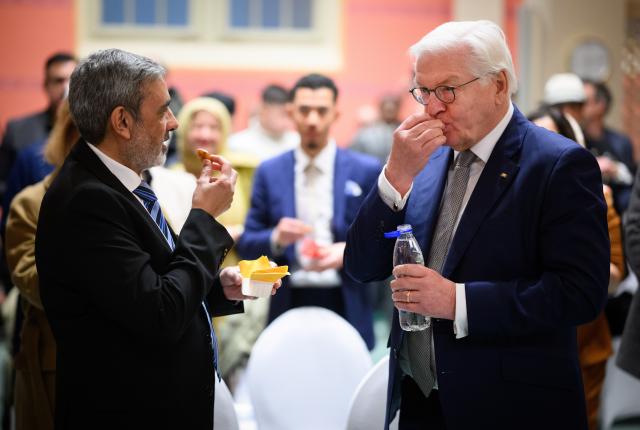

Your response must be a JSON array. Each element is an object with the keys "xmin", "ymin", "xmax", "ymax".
[{"xmin": 410, "ymin": 20, "xmax": 518, "ymax": 95}]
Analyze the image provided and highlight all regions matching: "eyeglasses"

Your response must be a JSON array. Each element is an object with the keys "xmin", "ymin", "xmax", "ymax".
[{"xmin": 409, "ymin": 77, "xmax": 480, "ymax": 105}]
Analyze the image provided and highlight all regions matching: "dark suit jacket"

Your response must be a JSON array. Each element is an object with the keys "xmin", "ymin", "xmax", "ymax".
[
  {"xmin": 237, "ymin": 148, "xmax": 381, "ymax": 349},
  {"xmin": 586, "ymin": 127, "xmax": 636, "ymax": 213},
  {"xmin": 345, "ymin": 107, "xmax": 610, "ymax": 429},
  {"xmin": 620, "ymin": 167, "xmax": 640, "ymax": 379},
  {"xmin": 0, "ymin": 109, "xmax": 51, "ymax": 199},
  {"xmin": 35, "ymin": 140, "xmax": 242, "ymax": 429}
]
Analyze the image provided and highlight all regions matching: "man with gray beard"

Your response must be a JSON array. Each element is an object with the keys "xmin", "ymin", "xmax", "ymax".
[{"xmin": 34, "ymin": 49, "xmax": 279, "ymax": 429}]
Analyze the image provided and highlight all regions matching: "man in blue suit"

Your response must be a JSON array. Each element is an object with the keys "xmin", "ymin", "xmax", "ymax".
[
  {"xmin": 344, "ymin": 21, "xmax": 609, "ymax": 429},
  {"xmin": 237, "ymin": 74, "xmax": 381, "ymax": 349}
]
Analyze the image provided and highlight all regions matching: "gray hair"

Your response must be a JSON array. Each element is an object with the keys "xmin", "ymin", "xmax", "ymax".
[
  {"xmin": 68, "ymin": 49, "xmax": 165, "ymax": 144},
  {"xmin": 410, "ymin": 20, "xmax": 518, "ymax": 95}
]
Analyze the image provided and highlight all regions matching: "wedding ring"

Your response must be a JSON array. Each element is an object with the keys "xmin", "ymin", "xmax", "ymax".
[{"xmin": 407, "ymin": 291, "xmax": 411, "ymax": 303}]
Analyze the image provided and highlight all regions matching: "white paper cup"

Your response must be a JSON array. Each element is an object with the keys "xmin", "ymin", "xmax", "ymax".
[{"xmin": 241, "ymin": 278, "xmax": 273, "ymax": 298}]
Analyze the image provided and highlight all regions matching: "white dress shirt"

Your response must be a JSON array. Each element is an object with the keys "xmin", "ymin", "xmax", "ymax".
[
  {"xmin": 87, "ymin": 143, "xmax": 143, "ymax": 194},
  {"xmin": 378, "ymin": 103, "xmax": 514, "ymax": 338},
  {"xmin": 288, "ymin": 140, "xmax": 341, "ymax": 287}
]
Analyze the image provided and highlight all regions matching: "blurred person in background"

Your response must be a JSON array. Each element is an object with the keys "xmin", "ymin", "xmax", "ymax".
[
  {"xmin": 350, "ymin": 94, "xmax": 402, "ymax": 164},
  {"xmin": 620, "ymin": 168, "xmax": 640, "ymax": 381},
  {"xmin": 542, "ymin": 72, "xmax": 587, "ymax": 146},
  {"xmin": 174, "ymin": 97, "xmax": 257, "ymax": 251},
  {"xmin": 173, "ymin": 97, "xmax": 263, "ymax": 390},
  {"xmin": 529, "ymin": 105, "xmax": 622, "ymax": 430},
  {"xmin": 237, "ymin": 73, "xmax": 381, "ymax": 351},
  {"xmin": 0, "ymin": 53, "xmax": 77, "ymax": 203},
  {"xmin": 200, "ymin": 91, "xmax": 236, "ymax": 119},
  {"xmin": 582, "ymin": 80, "xmax": 636, "ymax": 214},
  {"xmin": 228, "ymin": 84, "xmax": 299, "ymax": 161},
  {"xmin": 4, "ymin": 99, "xmax": 78, "ymax": 430}
]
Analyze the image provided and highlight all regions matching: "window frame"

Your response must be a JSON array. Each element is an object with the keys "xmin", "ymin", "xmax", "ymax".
[{"xmin": 77, "ymin": 0, "xmax": 342, "ymax": 71}]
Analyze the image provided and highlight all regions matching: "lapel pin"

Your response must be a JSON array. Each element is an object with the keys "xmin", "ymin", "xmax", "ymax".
[{"xmin": 500, "ymin": 172, "xmax": 508, "ymax": 179}]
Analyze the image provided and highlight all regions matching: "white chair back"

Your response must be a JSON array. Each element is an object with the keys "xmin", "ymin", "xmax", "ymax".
[
  {"xmin": 247, "ymin": 307, "xmax": 373, "ymax": 430},
  {"xmin": 214, "ymin": 374, "xmax": 240, "ymax": 430},
  {"xmin": 346, "ymin": 355, "xmax": 395, "ymax": 430},
  {"xmin": 601, "ymin": 337, "xmax": 640, "ymax": 430}
]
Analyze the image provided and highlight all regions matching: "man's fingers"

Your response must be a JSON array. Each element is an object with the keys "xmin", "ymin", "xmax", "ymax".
[
  {"xmin": 392, "ymin": 263, "xmax": 429, "ymax": 278},
  {"xmin": 198, "ymin": 160, "xmax": 213, "ymax": 184},
  {"xmin": 399, "ymin": 112, "xmax": 433, "ymax": 131}
]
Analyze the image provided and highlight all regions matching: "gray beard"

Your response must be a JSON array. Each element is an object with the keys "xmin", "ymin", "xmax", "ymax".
[{"xmin": 126, "ymin": 133, "xmax": 168, "ymax": 173}]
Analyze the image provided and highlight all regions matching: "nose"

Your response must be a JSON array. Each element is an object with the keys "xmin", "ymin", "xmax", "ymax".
[
  {"xmin": 425, "ymin": 93, "xmax": 445, "ymax": 117},
  {"xmin": 306, "ymin": 109, "xmax": 320, "ymax": 127},
  {"xmin": 167, "ymin": 108, "xmax": 179, "ymax": 132}
]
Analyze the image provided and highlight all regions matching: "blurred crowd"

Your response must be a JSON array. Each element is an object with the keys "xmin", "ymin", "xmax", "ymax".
[{"xmin": 0, "ymin": 44, "xmax": 639, "ymax": 430}]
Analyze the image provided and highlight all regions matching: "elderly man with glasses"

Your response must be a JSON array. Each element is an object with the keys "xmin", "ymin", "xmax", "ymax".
[{"xmin": 345, "ymin": 20, "xmax": 609, "ymax": 430}]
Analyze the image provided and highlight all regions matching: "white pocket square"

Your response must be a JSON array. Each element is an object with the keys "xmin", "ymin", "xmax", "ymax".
[{"xmin": 345, "ymin": 180, "xmax": 362, "ymax": 197}]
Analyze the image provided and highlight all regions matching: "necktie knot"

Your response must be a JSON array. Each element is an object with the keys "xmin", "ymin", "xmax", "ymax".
[{"xmin": 456, "ymin": 150, "xmax": 476, "ymax": 168}]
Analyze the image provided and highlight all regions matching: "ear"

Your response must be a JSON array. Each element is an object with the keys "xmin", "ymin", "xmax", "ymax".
[
  {"xmin": 494, "ymin": 70, "xmax": 509, "ymax": 103},
  {"xmin": 286, "ymin": 102, "xmax": 295, "ymax": 119},
  {"xmin": 110, "ymin": 106, "xmax": 134, "ymax": 140},
  {"xmin": 332, "ymin": 107, "xmax": 341, "ymax": 124}
]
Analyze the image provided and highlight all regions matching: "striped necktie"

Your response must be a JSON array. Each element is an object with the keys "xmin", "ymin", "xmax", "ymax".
[
  {"xmin": 132, "ymin": 181, "xmax": 175, "ymax": 250},
  {"xmin": 406, "ymin": 150, "xmax": 477, "ymax": 398},
  {"xmin": 133, "ymin": 180, "xmax": 219, "ymax": 376}
]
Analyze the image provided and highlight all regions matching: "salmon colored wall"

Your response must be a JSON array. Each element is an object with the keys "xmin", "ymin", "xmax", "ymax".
[
  {"xmin": 0, "ymin": 0, "xmax": 521, "ymax": 145},
  {"xmin": 169, "ymin": 0, "xmax": 452, "ymax": 145},
  {"xmin": 0, "ymin": 0, "xmax": 75, "ymax": 135}
]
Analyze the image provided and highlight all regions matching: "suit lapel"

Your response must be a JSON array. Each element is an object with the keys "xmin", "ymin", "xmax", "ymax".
[
  {"xmin": 332, "ymin": 149, "xmax": 348, "ymax": 239},
  {"xmin": 280, "ymin": 151, "xmax": 297, "ymax": 263},
  {"xmin": 441, "ymin": 109, "xmax": 525, "ymax": 277},
  {"xmin": 282, "ymin": 151, "xmax": 296, "ymax": 218},
  {"xmin": 406, "ymin": 146, "xmax": 451, "ymax": 254},
  {"xmin": 72, "ymin": 140, "xmax": 174, "ymax": 251}
]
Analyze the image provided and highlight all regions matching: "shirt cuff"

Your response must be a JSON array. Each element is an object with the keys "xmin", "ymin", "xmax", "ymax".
[
  {"xmin": 377, "ymin": 165, "xmax": 413, "ymax": 211},
  {"xmin": 270, "ymin": 230, "xmax": 285, "ymax": 256},
  {"xmin": 453, "ymin": 282, "xmax": 469, "ymax": 339}
]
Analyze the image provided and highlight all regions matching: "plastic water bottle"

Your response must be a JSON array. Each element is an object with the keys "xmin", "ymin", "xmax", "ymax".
[{"xmin": 385, "ymin": 224, "xmax": 430, "ymax": 331}]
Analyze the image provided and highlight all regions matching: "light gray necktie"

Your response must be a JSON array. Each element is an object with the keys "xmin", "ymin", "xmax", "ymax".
[
  {"xmin": 406, "ymin": 150, "xmax": 477, "ymax": 397},
  {"xmin": 299, "ymin": 162, "xmax": 321, "ymax": 224}
]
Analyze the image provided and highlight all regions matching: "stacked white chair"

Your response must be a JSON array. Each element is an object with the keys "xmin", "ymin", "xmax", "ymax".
[
  {"xmin": 214, "ymin": 374, "xmax": 240, "ymax": 430},
  {"xmin": 346, "ymin": 355, "xmax": 398, "ymax": 430},
  {"xmin": 600, "ymin": 337, "xmax": 640, "ymax": 430},
  {"xmin": 246, "ymin": 307, "xmax": 373, "ymax": 430}
]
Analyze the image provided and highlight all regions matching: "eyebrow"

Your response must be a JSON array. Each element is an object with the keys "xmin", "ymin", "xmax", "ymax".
[
  {"xmin": 415, "ymin": 76, "xmax": 461, "ymax": 88},
  {"xmin": 158, "ymin": 99, "xmax": 171, "ymax": 114}
]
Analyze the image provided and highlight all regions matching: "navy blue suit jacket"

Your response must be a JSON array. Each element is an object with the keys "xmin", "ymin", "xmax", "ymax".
[
  {"xmin": 237, "ymin": 147, "xmax": 381, "ymax": 349},
  {"xmin": 345, "ymin": 107, "xmax": 610, "ymax": 429}
]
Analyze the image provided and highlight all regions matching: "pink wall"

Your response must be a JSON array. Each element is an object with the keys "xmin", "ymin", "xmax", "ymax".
[
  {"xmin": 0, "ymin": 0, "xmax": 521, "ymax": 145},
  {"xmin": 0, "ymin": 0, "xmax": 75, "ymax": 134},
  {"xmin": 169, "ymin": 0, "xmax": 451, "ymax": 145}
]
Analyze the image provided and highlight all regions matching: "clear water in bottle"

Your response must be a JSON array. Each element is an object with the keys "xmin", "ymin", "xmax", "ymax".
[{"xmin": 392, "ymin": 224, "xmax": 430, "ymax": 331}]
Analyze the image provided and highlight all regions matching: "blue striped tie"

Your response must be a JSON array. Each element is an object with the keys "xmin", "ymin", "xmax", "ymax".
[
  {"xmin": 132, "ymin": 181, "xmax": 175, "ymax": 250},
  {"xmin": 133, "ymin": 180, "xmax": 219, "ymax": 377}
]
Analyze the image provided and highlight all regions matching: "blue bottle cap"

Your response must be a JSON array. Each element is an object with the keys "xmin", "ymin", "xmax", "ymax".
[{"xmin": 383, "ymin": 226, "xmax": 412, "ymax": 238}]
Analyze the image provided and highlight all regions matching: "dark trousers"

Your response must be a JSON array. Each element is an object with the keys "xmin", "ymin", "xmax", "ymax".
[
  {"xmin": 399, "ymin": 376, "xmax": 446, "ymax": 430},
  {"xmin": 289, "ymin": 286, "xmax": 344, "ymax": 316}
]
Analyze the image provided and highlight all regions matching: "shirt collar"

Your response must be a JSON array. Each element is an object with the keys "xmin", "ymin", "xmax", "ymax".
[
  {"xmin": 295, "ymin": 139, "xmax": 337, "ymax": 174},
  {"xmin": 455, "ymin": 102, "xmax": 514, "ymax": 163},
  {"xmin": 87, "ymin": 142, "xmax": 143, "ymax": 191}
]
